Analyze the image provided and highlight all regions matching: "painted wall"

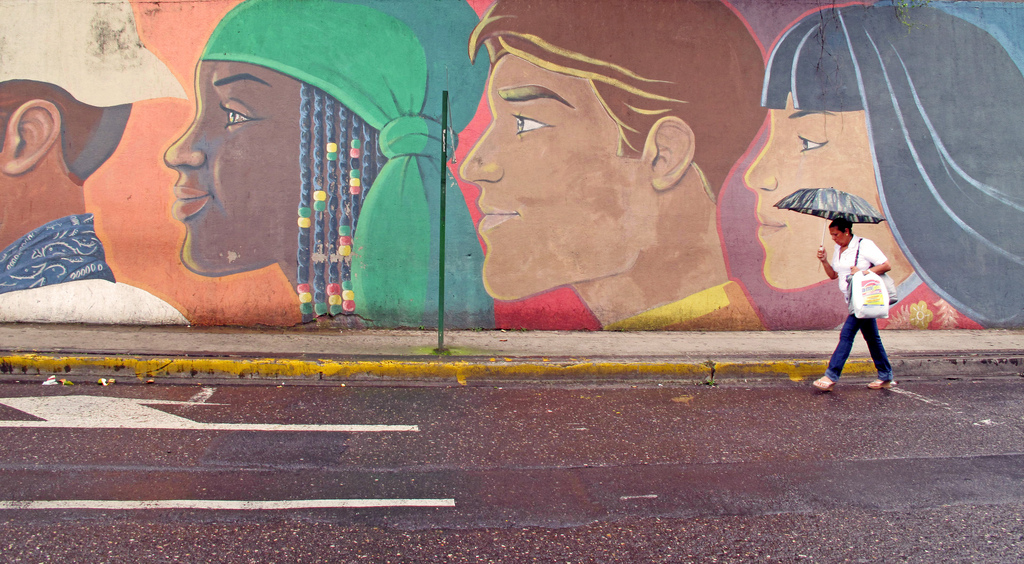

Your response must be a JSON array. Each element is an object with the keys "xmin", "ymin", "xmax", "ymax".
[{"xmin": 1, "ymin": 0, "xmax": 1021, "ymax": 330}]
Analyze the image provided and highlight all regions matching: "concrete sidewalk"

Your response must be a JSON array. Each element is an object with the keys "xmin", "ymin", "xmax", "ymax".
[{"xmin": 1, "ymin": 324, "xmax": 1022, "ymax": 386}]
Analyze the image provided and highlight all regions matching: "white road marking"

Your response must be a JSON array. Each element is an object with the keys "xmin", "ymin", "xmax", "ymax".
[
  {"xmin": 187, "ymin": 387, "xmax": 216, "ymax": 404},
  {"xmin": 891, "ymin": 388, "xmax": 1001, "ymax": 425},
  {"xmin": 0, "ymin": 396, "xmax": 418, "ymax": 432},
  {"xmin": 0, "ymin": 422, "xmax": 418, "ymax": 431},
  {"xmin": 620, "ymin": 494, "xmax": 658, "ymax": 500},
  {"xmin": 0, "ymin": 499, "xmax": 455, "ymax": 510},
  {"xmin": 890, "ymin": 388, "xmax": 952, "ymax": 408}
]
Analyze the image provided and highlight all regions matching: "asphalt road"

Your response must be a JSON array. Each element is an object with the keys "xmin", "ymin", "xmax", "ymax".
[{"xmin": 0, "ymin": 376, "xmax": 1022, "ymax": 562}]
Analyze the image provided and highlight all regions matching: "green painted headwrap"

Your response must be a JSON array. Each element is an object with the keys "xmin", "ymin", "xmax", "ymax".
[{"xmin": 202, "ymin": 0, "xmax": 492, "ymax": 328}]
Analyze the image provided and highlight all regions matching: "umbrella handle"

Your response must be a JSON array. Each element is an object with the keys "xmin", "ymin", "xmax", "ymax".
[{"xmin": 819, "ymin": 221, "xmax": 828, "ymax": 272}]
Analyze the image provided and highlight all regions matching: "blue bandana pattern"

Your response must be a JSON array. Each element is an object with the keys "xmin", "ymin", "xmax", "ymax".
[{"xmin": 0, "ymin": 214, "xmax": 116, "ymax": 295}]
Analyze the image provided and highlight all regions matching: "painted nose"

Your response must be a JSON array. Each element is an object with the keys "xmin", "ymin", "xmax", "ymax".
[
  {"xmin": 164, "ymin": 130, "xmax": 206, "ymax": 170},
  {"xmin": 743, "ymin": 140, "xmax": 779, "ymax": 193},
  {"xmin": 459, "ymin": 145, "xmax": 503, "ymax": 184},
  {"xmin": 746, "ymin": 161, "xmax": 779, "ymax": 193}
]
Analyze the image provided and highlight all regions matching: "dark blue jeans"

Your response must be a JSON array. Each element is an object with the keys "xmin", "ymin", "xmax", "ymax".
[{"xmin": 825, "ymin": 314, "xmax": 893, "ymax": 382}]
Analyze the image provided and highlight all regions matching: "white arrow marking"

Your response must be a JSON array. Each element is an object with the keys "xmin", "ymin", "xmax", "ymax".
[
  {"xmin": 187, "ymin": 387, "xmax": 216, "ymax": 404},
  {"xmin": 0, "ymin": 396, "xmax": 417, "ymax": 432},
  {"xmin": 0, "ymin": 499, "xmax": 455, "ymax": 510}
]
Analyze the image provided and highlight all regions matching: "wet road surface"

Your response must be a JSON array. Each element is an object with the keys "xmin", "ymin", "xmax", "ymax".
[{"xmin": 0, "ymin": 376, "xmax": 1022, "ymax": 561}]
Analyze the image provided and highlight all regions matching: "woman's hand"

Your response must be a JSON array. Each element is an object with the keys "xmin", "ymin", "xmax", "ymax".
[{"xmin": 818, "ymin": 246, "xmax": 838, "ymax": 280}]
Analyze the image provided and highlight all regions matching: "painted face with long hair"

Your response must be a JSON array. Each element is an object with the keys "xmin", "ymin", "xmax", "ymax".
[
  {"xmin": 744, "ymin": 95, "xmax": 898, "ymax": 289},
  {"xmin": 748, "ymin": 4, "xmax": 1024, "ymax": 326}
]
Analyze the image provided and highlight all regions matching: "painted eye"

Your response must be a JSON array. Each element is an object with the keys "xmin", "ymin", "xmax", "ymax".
[
  {"xmin": 514, "ymin": 115, "xmax": 548, "ymax": 134},
  {"xmin": 799, "ymin": 136, "xmax": 827, "ymax": 152},
  {"xmin": 223, "ymin": 107, "xmax": 252, "ymax": 127}
]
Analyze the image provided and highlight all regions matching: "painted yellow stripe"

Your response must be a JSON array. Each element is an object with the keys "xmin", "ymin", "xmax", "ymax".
[
  {"xmin": 605, "ymin": 283, "xmax": 732, "ymax": 331},
  {"xmin": 0, "ymin": 353, "xmax": 710, "ymax": 383},
  {"xmin": 0, "ymin": 354, "xmax": 885, "ymax": 384},
  {"xmin": 712, "ymin": 361, "xmax": 874, "ymax": 382}
]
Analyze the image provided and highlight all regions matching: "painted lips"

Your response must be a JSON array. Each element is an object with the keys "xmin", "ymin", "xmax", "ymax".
[
  {"xmin": 757, "ymin": 215, "xmax": 787, "ymax": 235},
  {"xmin": 759, "ymin": 222, "xmax": 786, "ymax": 234},
  {"xmin": 172, "ymin": 185, "xmax": 212, "ymax": 221}
]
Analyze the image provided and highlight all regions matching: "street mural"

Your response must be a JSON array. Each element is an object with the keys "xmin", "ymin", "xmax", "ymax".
[
  {"xmin": 461, "ymin": 0, "xmax": 766, "ymax": 330},
  {"xmin": 0, "ymin": 0, "xmax": 187, "ymax": 324},
  {"xmin": 733, "ymin": 0, "xmax": 1024, "ymax": 330},
  {"xmin": 163, "ymin": 0, "xmax": 492, "ymax": 328},
  {"xmin": 1, "ymin": 0, "xmax": 1022, "ymax": 330}
]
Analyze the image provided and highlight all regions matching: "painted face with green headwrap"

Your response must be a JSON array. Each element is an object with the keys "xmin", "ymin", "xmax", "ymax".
[{"xmin": 165, "ymin": 0, "xmax": 492, "ymax": 328}]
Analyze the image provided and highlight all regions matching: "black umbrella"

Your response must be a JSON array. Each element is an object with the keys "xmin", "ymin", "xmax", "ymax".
[
  {"xmin": 774, "ymin": 187, "xmax": 886, "ymax": 224},
  {"xmin": 774, "ymin": 187, "xmax": 886, "ymax": 261}
]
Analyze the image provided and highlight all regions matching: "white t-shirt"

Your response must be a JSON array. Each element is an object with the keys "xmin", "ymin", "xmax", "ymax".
[{"xmin": 832, "ymin": 237, "xmax": 887, "ymax": 299}]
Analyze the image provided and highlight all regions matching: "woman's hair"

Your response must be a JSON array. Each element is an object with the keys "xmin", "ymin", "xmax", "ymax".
[
  {"xmin": 763, "ymin": 3, "xmax": 1024, "ymax": 327},
  {"xmin": 829, "ymin": 218, "xmax": 853, "ymax": 234},
  {"xmin": 295, "ymin": 83, "xmax": 383, "ymax": 318},
  {"xmin": 468, "ymin": 0, "xmax": 766, "ymax": 198}
]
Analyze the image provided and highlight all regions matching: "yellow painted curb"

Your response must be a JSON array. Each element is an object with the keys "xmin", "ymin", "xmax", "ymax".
[
  {"xmin": 5, "ymin": 351, "xmax": 1022, "ymax": 385},
  {"xmin": 713, "ymin": 360, "xmax": 877, "ymax": 382},
  {"xmin": 0, "ymin": 354, "xmax": 902, "ymax": 384},
  {"xmin": 1, "ymin": 353, "xmax": 713, "ymax": 384}
]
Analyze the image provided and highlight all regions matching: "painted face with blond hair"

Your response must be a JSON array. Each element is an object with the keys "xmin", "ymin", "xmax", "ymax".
[{"xmin": 461, "ymin": 0, "xmax": 766, "ymax": 322}]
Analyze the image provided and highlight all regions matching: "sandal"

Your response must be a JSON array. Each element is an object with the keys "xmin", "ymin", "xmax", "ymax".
[
  {"xmin": 867, "ymin": 379, "xmax": 896, "ymax": 389},
  {"xmin": 813, "ymin": 376, "xmax": 836, "ymax": 391}
]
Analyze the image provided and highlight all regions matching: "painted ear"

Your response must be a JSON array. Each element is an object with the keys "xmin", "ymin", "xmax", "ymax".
[
  {"xmin": 0, "ymin": 100, "xmax": 62, "ymax": 177},
  {"xmin": 640, "ymin": 116, "xmax": 695, "ymax": 192}
]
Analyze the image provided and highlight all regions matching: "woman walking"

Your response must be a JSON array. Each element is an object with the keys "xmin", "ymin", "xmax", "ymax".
[
  {"xmin": 813, "ymin": 218, "xmax": 894, "ymax": 392},
  {"xmin": 747, "ymin": 3, "xmax": 1024, "ymax": 328}
]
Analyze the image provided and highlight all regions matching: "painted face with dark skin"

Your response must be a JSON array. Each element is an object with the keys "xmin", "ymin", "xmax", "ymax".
[{"xmin": 164, "ymin": 61, "xmax": 302, "ymax": 281}]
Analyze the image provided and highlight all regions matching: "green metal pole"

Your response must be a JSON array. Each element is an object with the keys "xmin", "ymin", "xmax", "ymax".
[{"xmin": 437, "ymin": 90, "xmax": 448, "ymax": 353}]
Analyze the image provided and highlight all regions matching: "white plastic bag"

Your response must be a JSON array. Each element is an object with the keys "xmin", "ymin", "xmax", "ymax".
[{"xmin": 849, "ymin": 271, "xmax": 890, "ymax": 319}]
